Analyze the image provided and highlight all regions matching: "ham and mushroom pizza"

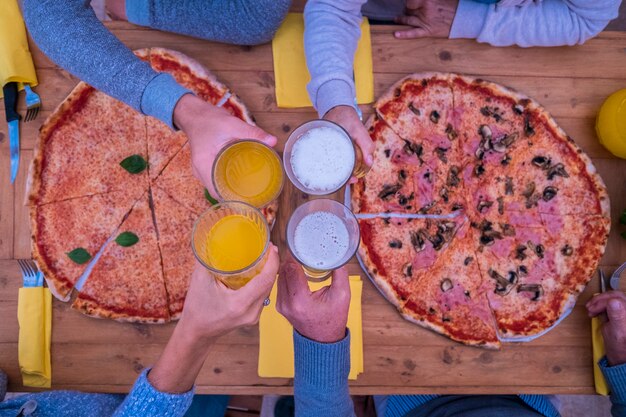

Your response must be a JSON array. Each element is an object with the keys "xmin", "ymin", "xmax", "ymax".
[{"xmin": 352, "ymin": 73, "xmax": 610, "ymax": 349}]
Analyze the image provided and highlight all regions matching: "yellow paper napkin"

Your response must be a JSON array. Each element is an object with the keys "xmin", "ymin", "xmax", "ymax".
[
  {"xmin": 259, "ymin": 275, "xmax": 363, "ymax": 380},
  {"xmin": 592, "ymin": 316, "xmax": 609, "ymax": 395},
  {"xmin": 272, "ymin": 13, "xmax": 374, "ymax": 108},
  {"xmin": 0, "ymin": 0, "xmax": 38, "ymax": 97},
  {"xmin": 17, "ymin": 287, "xmax": 52, "ymax": 388}
]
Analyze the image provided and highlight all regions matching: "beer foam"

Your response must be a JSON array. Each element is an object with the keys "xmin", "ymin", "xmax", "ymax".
[
  {"xmin": 293, "ymin": 211, "xmax": 350, "ymax": 269},
  {"xmin": 290, "ymin": 127, "xmax": 355, "ymax": 192}
]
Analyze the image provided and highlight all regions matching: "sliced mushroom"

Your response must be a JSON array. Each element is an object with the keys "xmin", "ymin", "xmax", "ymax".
[
  {"xmin": 446, "ymin": 123, "xmax": 458, "ymax": 140},
  {"xmin": 430, "ymin": 110, "xmax": 440, "ymax": 124},
  {"xmin": 399, "ymin": 169, "xmax": 407, "ymax": 181},
  {"xmin": 436, "ymin": 147, "xmax": 448, "ymax": 163},
  {"xmin": 505, "ymin": 177, "xmax": 514, "ymax": 195},
  {"xmin": 531, "ymin": 156, "xmax": 551, "ymax": 169},
  {"xmin": 389, "ymin": 239, "xmax": 403, "ymax": 249},
  {"xmin": 403, "ymin": 139, "xmax": 423, "ymax": 157},
  {"xmin": 439, "ymin": 187, "xmax": 449, "ymax": 203},
  {"xmin": 447, "ymin": 166, "xmax": 460, "ymax": 187},
  {"xmin": 524, "ymin": 115, "xmax": 535, "ymax": 136},
  {"xmin": 515, "ymin": 244, "xmax": 528, "ymax": 260},
  {"xmin": 518, "ymin": 265, "xmax": 529, "ymax": 277},
  {"xmin": 480, "ymin": 234, "xmax": 495, "ymax": 246},
  {"xmin": 547, "ymin": 163, "xmax": 569, "ymax": 180},
  {"xmin": 477, "ymin": 200, "xmax": 494, "ymax": 213},
  {"xmin": 440, "ymin": 278, "xmax": 453, "ymax": 292},
  {"xmin": 384, "ymin": 149, "xmax": 391, "ymax": 158},
  {"xmin": 402, "ymin": 262, "xmax": 413, "ymax": 277},
  {"xmin": 527, "ymin": 240, "xmax": 545, "ymax": 259},
  {"xmin": 474, "ymin": 164, "xmax": 485, "ymax": 177},
  {"xmin": 438, "ymin": 221, "xmax": 457, "ymax": 242},
  {"xmin": 501, "ymin": 154, "xmax": 512, "ymax": 166},
  {"xmin": 410, "ymin": 230, "xmax": 426, "ymax": 252},
  {"xmin": 464, "ymin": 256, "xmax": 473, "ymax": 266},
  {"xmin": 378, "ymin": 183, "xmax": 402, "ymax": 200},
  {"xmin": 489, "ymin": 269, "xmax": 515, "ymax": 295},
  {"xmin": 517, "ymin": 284, "xmax": 544, "ymax": 301},
  {"xmin": 521, "ymin": 182, "xmax": 536, "ymax": 198},
  {"xmin": 429, "ymin": 233, "xmax": 445, "ymax": 251},
  {"xmin": 497, "ymin": 197, "xmax": 504, "ymax": 215},
  {"xmin": 479, "ymin": 125, "xmax": 492, "ymax": 141},
  {"xmin": 542, "ymin": 186, "xmax": 558, "ymax": 202},
  {"xmin": 408, "ymin": 102, "xmax": 421, "ymax": 115},
  {"xmin": 513, "ymin": 104, "xmax": 524, "ymax": 115},
  {"xmin": 561, "ymin": 244, "xmax": 573, "ymax": 256},
  {"xmin": 491, "ymin": 140, "xmax": 507, "ymax": 153},
  {"xmin": 525, "ymin": 193, "xmax": 541, "ymax": 209},
  {"xmin": 501, "ymin": 223, "xmax": 516, "ymax": 237},
  {"xmin": 500, "ymin": 132, "xmax": 518, "ymax": 147}
]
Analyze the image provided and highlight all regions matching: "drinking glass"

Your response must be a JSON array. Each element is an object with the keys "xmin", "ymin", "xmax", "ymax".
[
  {"xmin": 286, "ymin": 199, "xmax": 360, "ymax": 282},
  {"xmin": 212, "ymin": 140, "xmax": 284, "ymax": 208},
  {"xmin": 192, "ymin": 201, "xmax": 270, "ymax": 289}
]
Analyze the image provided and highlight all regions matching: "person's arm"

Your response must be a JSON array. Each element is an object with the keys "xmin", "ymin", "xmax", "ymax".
[
  {"xmin": 114, "ymin": 245, "xmax": 280, "ymax": 416},
  {"xmin": 587, "ymin": 291, "xmax": 626, "ymax": 417},
  {"xmin": 276, "ymin": 262, "xmax": 356, "ymax": 417},
  {"xmin": 22, "ymin": 0, "xmax": 189, "ymax": 128},
  {"xmin": 304, "ymin": 0, "xmax": 375, "ymax": 169},
  {"xmin": 450, "ymin": 0, "xmax": 621, "ymax": 46}
]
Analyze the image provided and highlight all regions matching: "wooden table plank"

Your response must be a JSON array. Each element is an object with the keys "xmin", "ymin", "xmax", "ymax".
[
  {"xmin": 1, "ymin": 23, "xmax": 626, "ymax": 395},
  {"xmin": 0, "ymin": 150, "xmax": 14, "ymax": 259}
]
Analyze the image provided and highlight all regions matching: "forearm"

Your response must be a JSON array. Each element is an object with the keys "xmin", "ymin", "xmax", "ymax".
[
  {"xmin": 450, "ymin": 0, "xmax": 620, "ymax": 47},
  {"xmin": 23, "ymin": 0, "xmax": 189, "ymax": 127},
  {"xmin": 126, "ymin": 0, "xmax": 290, "ymax": 45},
  {"xmin": 599, "ymin": 357, "xmax": 626, "ymax": 417},
  {"xmin": 293, "ymin": 331, "xmax": 356, "ymax": 417},
  {"xmin": 304, "ymin": 0, "xmax": 366, "ymax": 117}
]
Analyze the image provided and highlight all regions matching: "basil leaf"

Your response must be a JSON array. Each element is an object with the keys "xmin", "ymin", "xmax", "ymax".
[
  {"xmin": 120, "ymin": 155, "xmax": 147, "ymax": 174},
  {"xmin": 620, "ymin": 209, "xmax": 626, "ymax": 225},
  {"xmin": 115, "ymin": 231, "xmax": 139, "ymax": 247},
  {"xmin": 204, "ymin": 189, "xmax": 218, "ymax": 205},
  {"xmin": 67, "ymin": 248, "xmax": 91, "ymax": 264}
]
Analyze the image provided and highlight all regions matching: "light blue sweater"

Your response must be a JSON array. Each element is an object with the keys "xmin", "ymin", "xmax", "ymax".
[{"xmin": 304, "ymin": 0, "xmax": 621, "ymax": 117}]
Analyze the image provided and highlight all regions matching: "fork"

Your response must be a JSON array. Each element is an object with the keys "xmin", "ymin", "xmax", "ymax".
[
  {"xmin": 23, "ymin": 85, "xmax": 41, "ymax": 122},
  {"xmin": 17, "ymin": 259, "xmax": 42, "ymax": 287}
]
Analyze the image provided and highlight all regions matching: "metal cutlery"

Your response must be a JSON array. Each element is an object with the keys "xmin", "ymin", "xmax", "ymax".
[
  {"xmin": 3, "ymin": 82, "xmax": 20, "ymax": 184},
  {"xmin": 17, "ymin": 259, "xmax": 43, "ymax": 287},
  {"xmin": 609, "ymin": 262, "xmax": 625, "ymax": 291},
  {"xmin": 23, "ymin": 85, "xmax": 41, "ymax": 122}
]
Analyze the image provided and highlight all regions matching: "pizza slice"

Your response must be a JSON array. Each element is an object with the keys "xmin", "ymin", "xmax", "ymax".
[
  {"xmin": 401, "ymin": 221, "xmax": 500, "ymax": 349},
  {"xmin": 28, "ymin": 86, "xmax": 148, "ymax": 205},
  {"xmin": 31, "ymin": 190, "xmax": 141, "ymax": 301},
  {"xmin": 72, "ymin": 194, "xmax": 170, "ymax": 323},
  {"xmin": 152, "ymin": 186, "xmax": 198, "ymax": 319},
  {"xmin": 472, "ymin": 224, "xmax": 574, "ymax": 339}
]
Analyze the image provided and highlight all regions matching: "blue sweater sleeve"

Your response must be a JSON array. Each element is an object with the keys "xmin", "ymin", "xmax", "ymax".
[
  {"xmin": 450, "ymin": 0, "xmax": 621, "ymax": 47},
  {"xmin": 22, "ymin": 0, "xmax": 190, "ymax": 128},
  {"xmin": 293, "ymin": 330, "xmax": 356, "ymax": 417},
  {"xmin": 113, "ymin": 368, "xmax": 194, "ymax": 417},
  {"xmin": 599, "ymin": 357, "xmax": 626, "ymax": 417}
]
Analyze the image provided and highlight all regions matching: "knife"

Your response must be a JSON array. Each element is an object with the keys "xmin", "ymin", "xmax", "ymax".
[{"xmin": 3, "ymin": 82, "xmax": 21, "ymax": 184}]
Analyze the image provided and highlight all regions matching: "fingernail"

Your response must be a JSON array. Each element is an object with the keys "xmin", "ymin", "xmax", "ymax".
[{"xmin": 609, "ymin": 299, "xmax": 623, "ymax": 311}]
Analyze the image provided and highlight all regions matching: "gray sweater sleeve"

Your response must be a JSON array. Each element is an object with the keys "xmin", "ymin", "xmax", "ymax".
[
  {"xmin": 22, "ymin": 0, "xmax": 190, "ymax": 128},
  {"xmin": 450, "ymin": 0, "xmax": 621, "ymax": 47},
  {"xmin": 304, "ymin": 0, "xmax": 366, "ymax": 118}
]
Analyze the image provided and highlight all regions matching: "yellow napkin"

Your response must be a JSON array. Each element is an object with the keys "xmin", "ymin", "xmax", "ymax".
[
  {"xmin": 272, "ymin": 13, "xmax": 374, "ymax": 108},
  {"xmin": 17, "ymin": 287, "xmax": 52, "ymax": 388},
  {"xmin": 592, "ymin": 316, "xmax": 609, "ymax": 395},
  {"xmin": 259, "ymin": 275, "xmax": 363, "ymax": 380},
  {"xmin": 0, "ymin": 0, "xmax": 38, "ymax": 97}
]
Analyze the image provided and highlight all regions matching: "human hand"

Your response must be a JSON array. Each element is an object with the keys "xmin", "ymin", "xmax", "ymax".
[
  {"xmin": 324, "ymin": 105, "xmax": 374, "ymax": 183},
  {"xmin": 276, "ymin": 262, "xmax": 350, "ymax": 343},
  {"xmin": 587, "ymin": 291, "xmax": 626, "ymax": 366},
  {"xmin": 105, "ymin": 0, "xmax": 127, "ymax": 20},
  {"xmin": 394, "ymin": 0, "xmax": 459, "ymax": 39},
  {"xmin": 173, "ymin": 94, "xmax": 277, "ymax": 197},
  {"xmin": 179, "ymin": 244, "xmax": 280, "ymax": 341}
]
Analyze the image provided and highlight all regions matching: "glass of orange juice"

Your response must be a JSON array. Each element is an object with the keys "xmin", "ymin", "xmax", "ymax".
[
  {"xmin": 212, "ymin": 140, "xmax": 284, "ymax": 208},
  {"xmin": 192, "ymin": 201, "xmax": 270, "ymax": 289}
]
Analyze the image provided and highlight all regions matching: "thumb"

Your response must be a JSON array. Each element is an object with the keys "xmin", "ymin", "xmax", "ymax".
[
  {"xmin": 239, "ymin": 244, "xmax": 279, "ymax": 300},
  {"xmin": 607, "ymin": 299, "xmax": 626, "ymax": 325},
  {"xmin": 240, "ymin": 123, "xmax": 277, "ymax": 147},
  {"xmin": 329, "ymin": 266, "xmax": 351, "ymax": 298}
]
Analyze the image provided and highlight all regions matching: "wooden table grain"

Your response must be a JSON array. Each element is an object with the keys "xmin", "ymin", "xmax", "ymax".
[{"xmin": 1, "ymin": 23, "xmax": 626, "ymax": 395}]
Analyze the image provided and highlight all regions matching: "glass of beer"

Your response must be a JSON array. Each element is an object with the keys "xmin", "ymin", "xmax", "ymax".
[
  {"xmin": 286, "ymin": 199, "xmax": 360, "ymax": 282},
  {"xmin": 212, "ymin": 140, "xmax": 284, "ymax": 208},
  {"xmin": 192, "ymin": 201, "xmax": 270, "ymax": 289},
  {"xmin": 283, "ymin": 120, "xmax": 369, "ymax": 196}
]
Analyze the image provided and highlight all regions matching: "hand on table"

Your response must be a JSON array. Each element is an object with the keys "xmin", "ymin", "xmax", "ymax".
[
  {"xmin": 324, "ymin": 105, "xmax": 374, "ymax": 183},
  {"xmin": 587, "ymin": 291, "xmax": 626, "ymax": 366},
  {"xmin": 173, "ymin": 94, "xmax": 277, "ymax": 197},
  {"xmin": 149, "ymin": 245, "xmax": 279, "ymax": 393},
  {"xmin": 276, "ymin": 262, "xmax": 350, "ymax": 343},
  {"xmin": 394, "ymin": 0, "xmax": 459, "ymax": 39}
]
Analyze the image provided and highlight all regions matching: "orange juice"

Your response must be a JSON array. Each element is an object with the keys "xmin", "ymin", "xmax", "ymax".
[
  {"xmin": 206, "ymin": 214, "xmax": 266, "ymax": 272},
  {"xmin": 213, "ymin": 141, "xmax": 284, "ymax": 208}
]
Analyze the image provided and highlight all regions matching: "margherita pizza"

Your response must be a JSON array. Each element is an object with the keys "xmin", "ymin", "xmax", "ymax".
[
  {"xmin": 352, "ymin": 73, "xmax": 610, "ymax": 348},
  {"xmin": 29, "ymin": 48, "xmax": 277, "ymax": 322}
]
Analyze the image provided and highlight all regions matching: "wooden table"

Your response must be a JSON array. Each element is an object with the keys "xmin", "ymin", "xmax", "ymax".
[{"xmin": 1, "ymin": 22, "xmax": 626, "ymax": 395}]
